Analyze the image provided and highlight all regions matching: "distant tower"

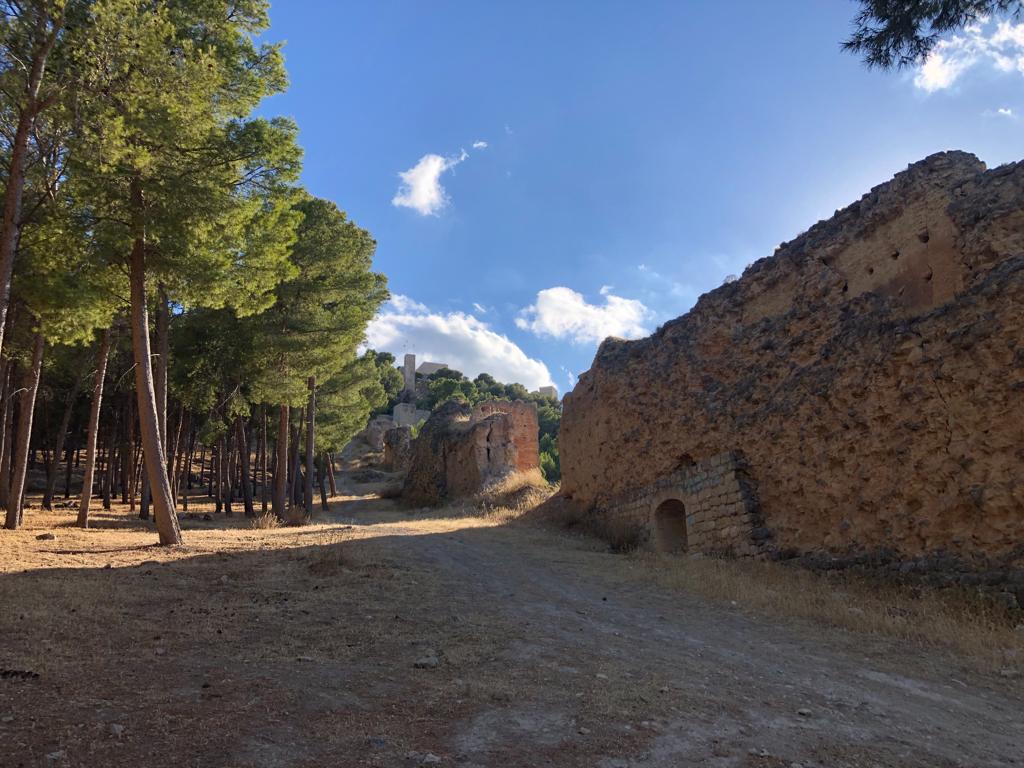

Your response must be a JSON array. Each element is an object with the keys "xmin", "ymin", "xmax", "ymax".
[{"xmin": 403, "ymin": 353, "xmax": 416, "ymax": 393}]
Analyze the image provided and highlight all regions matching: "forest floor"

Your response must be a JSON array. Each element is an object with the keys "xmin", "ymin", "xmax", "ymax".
[{"xmin": 1, "ymin": 474, "xmax": 1022, "ymax": 767}]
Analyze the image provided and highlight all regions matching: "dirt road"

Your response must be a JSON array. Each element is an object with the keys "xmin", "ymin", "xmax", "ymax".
[{"xmin": 1, "ymin": 496, "xmax": 1021, "ymax": 767}]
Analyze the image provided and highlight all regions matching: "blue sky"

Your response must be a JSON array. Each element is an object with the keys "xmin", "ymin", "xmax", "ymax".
[{"xmin": 259, "ymin": 1, "xmax": 1024, "ymax": 393}]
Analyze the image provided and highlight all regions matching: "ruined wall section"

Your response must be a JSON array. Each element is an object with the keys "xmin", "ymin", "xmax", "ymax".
[
  {"xmin": 594, "ymin": 451, "xmax": 764, "ymax": 556},
  {"xmin": 403, "ymin": 400, "xmax": 540, "ymax": 506},
  {"xmin": 560, "ymin": 152, "xmax": 1024, "ymax": 567}
]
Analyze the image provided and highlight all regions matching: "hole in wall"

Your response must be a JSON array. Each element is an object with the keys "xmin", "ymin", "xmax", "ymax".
[
  {"xmin": 841, "ymin": 281, "xmax": 848, "ymax": 294},
  {"xmin": 653, "ymin": 499, "xmax": 688, "ymax": 554},
  {"xmin": 891, "ymin": 250, "xmax": 900, "ymax": 260},
  {"xmin": 918, "ymin": 230, "xmax": 930, "ymax": 244},
  {"xmin": 867, "ymin": 267, "xmax": 874, "ymax": 275}
]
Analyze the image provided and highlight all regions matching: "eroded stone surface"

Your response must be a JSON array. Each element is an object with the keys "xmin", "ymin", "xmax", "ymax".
[
  {"xmin": 383, "ymin": 427, "xmax": 413, "ymax": 473},
  {"xmin": 403, "ymin": 400, "xmax": 540, "ymax": 506},
  {"xmin": 560, "ymin": 151, "xmax": 1024, "ymax": 570}
]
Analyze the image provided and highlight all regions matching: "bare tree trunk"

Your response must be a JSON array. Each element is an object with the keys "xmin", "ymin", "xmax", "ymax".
[
  {"xmin": 155, "ymin": 285, "xmax": 169, "ymax": 447},
  {"xmin": 235, "ymin": 415, "xmax": 255, "ymax": 517},
  {"xmin": 273, "ymin": 404, "xmax": 288, "ymax": 519},
  {"xmin": 76, "ymin": 328, "xmax": 111, "ymax": 528},
  {"xmin": 178, "ymin": 422, "xmax": 194, "ymax": 511},
  {"xmin": 0, "ymin": 359, "xmax": 15, "ymax": 510},
  {"xmin": 260, "ymin": 407, "xmax": 268, "ymax": 514},
  {"xmin": 128, "ymin": 202, "xmax": 181, "ymax": 546},
  {"xmin": 290, "ymin": 415, "xmax": 302, "ymax": 507},
  {"xmin": 5, "ymin": 332, "xmax": 44, "ymax": 530},
  {"xmin": 43, "ymin": 372, "xmax": 83, "ymax": 509},
  {"xmin": 326, "ymin": 452, "xmax": 337, "ymax": 497},
  {"xmin": 304, "ymin": 377, "xmax": 315, "ymax": 514},
  {"xmin": 63, "ymin": 443, "xmax": 73, "ymax": 499},
  {"xmin": 316, "ymin": 454, "xmax": 329, "ymax": 512},
  {"xmin": 220, "ymin": 433, "xmax": 233, "ymax": 516},
  {"xmin": 102, "ymin": 435, "xmax": 114, "ymax": 511}
]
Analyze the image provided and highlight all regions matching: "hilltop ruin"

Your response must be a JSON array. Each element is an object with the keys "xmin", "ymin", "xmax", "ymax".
[{"xmin": 560, "ymin": 151, "xmax": 1024, "ymax": 581}]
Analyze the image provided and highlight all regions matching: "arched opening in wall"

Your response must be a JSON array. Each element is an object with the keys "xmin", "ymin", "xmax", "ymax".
[{"xmin": 653, "ymin": 499, "xmax": 688, "ymax": 553}]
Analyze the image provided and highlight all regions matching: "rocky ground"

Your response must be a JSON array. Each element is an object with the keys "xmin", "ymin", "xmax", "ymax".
[{"xmin": 0, "ymin": 482, "xmax": 1021, "ymax": 767}]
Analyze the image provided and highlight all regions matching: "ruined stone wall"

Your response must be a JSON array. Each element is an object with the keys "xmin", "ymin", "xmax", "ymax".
[
  {"xmin": 383, "ymin": 427, "xmax": 413, "ymax": 472},
  {"xmin": 593, "ymin": 452, "xmax": 764, "ymax": 556},
  {"xmin": 560, "ymin": 152, "xmax": 1024, "ymax": 572},
  {"xmin": 403, "ymin": 400, "xmax": 540, "ymax": 506}
]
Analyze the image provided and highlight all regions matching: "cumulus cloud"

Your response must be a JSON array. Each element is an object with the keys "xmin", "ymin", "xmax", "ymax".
[
  {"xmin": 472, "ymin": 140, "xmax": 488, "ymax": 149},
  {"xmin": 915, "ymin": 19, "xmax": 1024, "ymax": 91},
  {"xmin": 366, "ymin": 295, "xmax": 554, "ymax": 390},
  {"xmin": 515, "ymin": 287, "xmax": 652, "ymax": 345},
  {"xmin": 391, "ymin": 149, "xmax": 469, "ymax": 216}
]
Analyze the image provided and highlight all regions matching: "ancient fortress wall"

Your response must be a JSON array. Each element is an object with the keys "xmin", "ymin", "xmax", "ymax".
[{"xmin": 560, "ymin": 152, "xmax": 1024, "ymax": 571}]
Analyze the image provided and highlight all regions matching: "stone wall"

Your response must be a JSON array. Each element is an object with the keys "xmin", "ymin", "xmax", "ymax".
[
  {"xmin": 592, "ymin": 451, "xmax": 764, "ymax": 556},
  {"xmin": 403, "ymin": 399, "xmax": 540, "ymax": 506},
  {"xmin": 560, "ymin": 151, "xmax": 1024, "ymax": 576},
  {"xmin": 383, "ymin": 427, "xmax": 413, "ymax": 472}
]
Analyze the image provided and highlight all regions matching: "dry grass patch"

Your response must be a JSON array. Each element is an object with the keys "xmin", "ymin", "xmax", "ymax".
[
  {"xmin": 473, "ymin": 469, "xmax": 554, "ymax": 521},
  {"xmin": 627, "ymin": 552, "xmax": 1024, "ymax": 674},
  {"xmin": 250, "ymin": 512, "xmax": 281, "ymax": 529}
]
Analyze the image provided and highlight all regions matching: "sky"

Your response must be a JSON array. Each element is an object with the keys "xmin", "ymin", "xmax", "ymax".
[{"xmin": 258, "ymin": 1, "xmax": 1024, "ymax": 394}]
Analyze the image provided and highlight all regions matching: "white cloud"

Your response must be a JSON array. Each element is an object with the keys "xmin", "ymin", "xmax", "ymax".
[
  {"xmin": 391, "ymin": 149, "xmax": 468, "ymax": 216},
  {"xmin": 914, "ymin": 19, "xmax": 1024, "ymax": 91},
  {"xmin": 998, "ymin": 106, "xmax": 1014, "ymax": 116},
  {"xmin": 515, "ymin": 286, "xmax": 652, "ymax": 345},
  {"xmin": 472, "ymin": 302, "xmax": 487, "ymax": 314},
  {"xmin": 599, "ymin": 284, "xmax": 613, "ymax": 295},
  {"xmin": 366, "ymin": 295, "xmax": 554, "ymax": 390},
  {"xmin": 472, "ymin": 140, "xmax": 488, "ymax": 149}
]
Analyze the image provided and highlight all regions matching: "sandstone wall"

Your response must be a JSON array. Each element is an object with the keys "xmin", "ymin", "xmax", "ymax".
[
  {"xmin": 383, "ymin": 427, "xmax": 413, "ymax": 473},
  {"xmin": 560, "ymin": 152, "xmax": 1024, "ymax": 570},
  {"xmin": 403, "ymin": 400, "xmax": 540, "ymax": 506}
]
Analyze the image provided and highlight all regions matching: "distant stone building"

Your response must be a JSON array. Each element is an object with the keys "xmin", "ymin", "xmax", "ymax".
[
  {"xmin": 560, "ymin": 152, "xmax": 1024, "ymax": 583},
  {"xmin": 535, "ymin": 385, "xmax": 559, "ymax": 400}
]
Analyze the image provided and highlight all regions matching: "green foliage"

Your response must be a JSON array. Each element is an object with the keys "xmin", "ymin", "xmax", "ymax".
[
  {"xmin": 366, "ymin": 349, "xmax": 404, "ymax": 415},
  {"xmin": 844, "ymin": 0, "xmax": 1022, "ymax": 68},
  {"xmin": 539, "ymin": 433, "xmax": 560, "ymax": 483}
]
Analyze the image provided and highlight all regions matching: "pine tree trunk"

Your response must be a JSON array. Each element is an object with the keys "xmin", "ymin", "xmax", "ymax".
[
  {"xmin": 235, "ymin": 415, "xmax": 255, "ymax": 517},
  {"xmin": 63, "ymin": 443, "xmax": 73, "ymax": 499},
  {"xmin": 5, "ymin": 331, "xmax": 44, "ymax": 530},
  {"xmin": 316, "ymin": 454, "xmax": 328, "ymax": 511},
  {"xmin": 304, "ymin": 377, "xmax": 315, "ymax": 514},
  {"xmin": 220, "ymin": 434, "xmax": 233, "ymax": 516},
  {"xmin": 273, "ymin": 404, "xmax": 288, "ymax": 519},
  {"xmin": 155, "ymin": 285, "xmax": 169, "ymax": 447},
  {"xmin": 76, "ymin": 329, "xmax": 111, "ymax": 527},
  {"xmin": 290, "ymin": 416, "xmax": 302, "ymax": 507},
  {"xmin": 128, "ymin": 206, "xmax": 181, "ymax": 546},
  {"xmin": 260, "ymin": 407, "xmax": 268, "ymax": 514},
  {"xmin": 326, "ymin": 452, "xmax": 337, "ymax": 497},
  {"xmin": 102, "ymin": 433, "xmax": 114, "ymax": 511},
  {"xmin": 43, "ymin": 370, "xmax": 83, "ymax": 510},
  {"xmin": 0, "ymin": 359, "xmax": 14, "ymax": 510}
]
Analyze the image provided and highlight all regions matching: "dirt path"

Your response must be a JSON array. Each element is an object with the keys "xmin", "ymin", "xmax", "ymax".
[
  {"xmin": 1, "ymin": 494, "xmax": 1021, "ymax": 768},
  {"xmin": 338, "ymin": 502, "xmax": 1023, "ymax": 768}
]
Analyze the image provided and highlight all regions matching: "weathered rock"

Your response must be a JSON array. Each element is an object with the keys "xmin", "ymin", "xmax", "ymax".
[
  {"xmin": 383, "ymin": 426, "xmax": 413, "ymax": 472},
  {"xmin": 402, "ymin": 400, "xmax": 540, "ymax": 506},
  {"xmin": 363, "ymin": 415, "xmax": 394, "ymax": 451},
  {"xmin": 560, "ymin": 151, "xmax": 1024, "ymax": 574}
]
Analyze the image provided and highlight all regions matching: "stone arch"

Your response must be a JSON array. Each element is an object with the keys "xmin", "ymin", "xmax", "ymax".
[{"xmin": 652, "ymin": 497, "xmax": 688, "ymax": 553}]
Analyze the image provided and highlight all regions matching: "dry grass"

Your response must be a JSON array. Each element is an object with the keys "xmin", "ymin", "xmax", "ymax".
[
  {"xmin": 250, "ymin": 512, "xmax": 281, "ymax": 529},
  {"xmin": 621, "ymin": 551, "xmax": 1023, "ymax": 674},
  {"xmin": 473, "ymin": 469, "xmax": 554, "ymax": 522}
]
